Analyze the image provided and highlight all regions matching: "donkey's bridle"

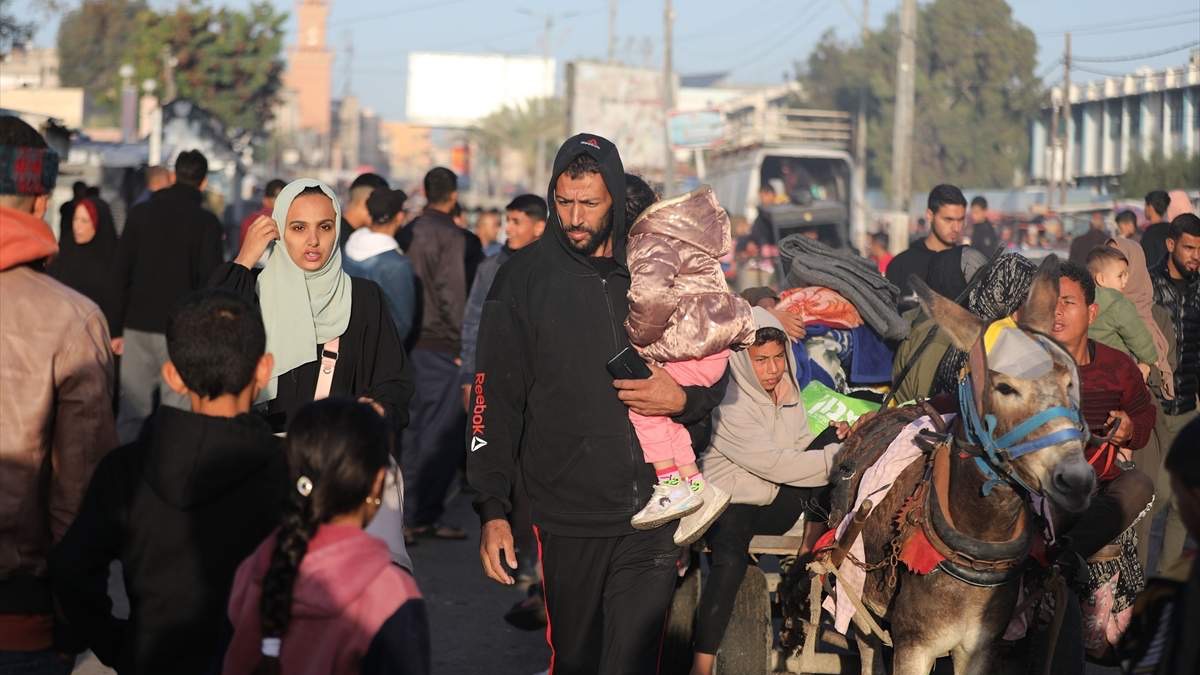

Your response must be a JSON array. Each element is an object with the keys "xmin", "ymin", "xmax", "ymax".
[{"xmin": 957, "ymin": 374, "xmax": 1087, "ymax": 497}]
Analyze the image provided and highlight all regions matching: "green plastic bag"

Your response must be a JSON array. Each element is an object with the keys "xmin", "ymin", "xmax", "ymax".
[{"xmin": 802, "ymin": 381, "xmax": 880, "ymax": 435}]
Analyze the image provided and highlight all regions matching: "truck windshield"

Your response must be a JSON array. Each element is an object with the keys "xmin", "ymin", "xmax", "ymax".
[{"xmin": 760, "ymin": 156, "xmax": 849, "ymax": 207}]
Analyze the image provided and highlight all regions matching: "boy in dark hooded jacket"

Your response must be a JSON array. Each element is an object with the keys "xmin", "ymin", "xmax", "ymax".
[{"xmin": 51, "ymin": 290, "xmax": 286, "ymax": 675}]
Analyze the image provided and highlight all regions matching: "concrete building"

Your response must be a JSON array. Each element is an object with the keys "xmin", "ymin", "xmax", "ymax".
[
  {"xmin": 380, "ymin": 121, "xmax": 434, "ymax": 187},
  {"xmin": 331, "ymin": 95, "xmax": 360, "ymax": 171},
  {"xmin": 330, "ymin": 97, "xmax": 389, "ymax": 175},
  {"xmin": 1030, "ymin": 53, "xmax": 1200, "ymax": 193},
  {"xmin": 0, "ymin": 47, "xmax": 60, "ymax": 89},
  {"xmin": 0, "ymin": 88, "xmax": 85, "ymax": 128}
]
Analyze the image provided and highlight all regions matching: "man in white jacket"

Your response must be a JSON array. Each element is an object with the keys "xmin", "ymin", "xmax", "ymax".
[{"xmin": 687, "ymin": 307, "xmax": 843, "ymax": 675}]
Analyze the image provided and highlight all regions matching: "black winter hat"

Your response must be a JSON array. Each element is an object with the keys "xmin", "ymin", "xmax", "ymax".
[{"xmin": 367, "ymin": 188, "xmax": 408, "ymax": 224}]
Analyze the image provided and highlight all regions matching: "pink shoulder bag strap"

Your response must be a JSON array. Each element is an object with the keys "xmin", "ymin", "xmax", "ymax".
[{"xmin": 313, "ymin": 337, "xmax": 341, "ymax": 400}]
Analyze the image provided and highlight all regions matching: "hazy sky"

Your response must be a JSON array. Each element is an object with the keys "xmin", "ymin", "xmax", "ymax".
[{"xmin": 16, "ymin": 0, "xmax": 1200, "ymax": 121}]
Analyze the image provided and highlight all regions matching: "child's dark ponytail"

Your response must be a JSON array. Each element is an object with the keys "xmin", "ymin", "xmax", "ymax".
[
  {"xmin": 252, "ymin": 487, "xmax": 319, "ymax": 674},
  {"xmin": 251, "ymin": 398, "xmax": 391, "ymax": 673}
]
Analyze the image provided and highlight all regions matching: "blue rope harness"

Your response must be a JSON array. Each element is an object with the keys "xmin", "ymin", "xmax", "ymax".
[{"xmin": 957, "ymin": 376, "xmax": 1087, "ymax": 496}]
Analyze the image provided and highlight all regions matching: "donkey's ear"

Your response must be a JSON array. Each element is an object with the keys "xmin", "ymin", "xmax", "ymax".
[
  {"xmin": 913, "ymin": 275, "xmax": 985, "ymax": 351},
  {"xmin": 1018, "ymin": 254, "xmax": 1061, "ymax": 335}
]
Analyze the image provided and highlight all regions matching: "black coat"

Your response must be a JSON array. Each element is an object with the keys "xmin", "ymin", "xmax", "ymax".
[
  {"xmin": 50, "ymin": 408, "xmax": 286, "ymax": 675},
  {"xmin": 1151, "ymin": 258, "xmax": 1200, "ymax": 415},
  {"xmin": 466, "ymin": 134, "xmax": 727, "ymax": 537},
  {"xmin": 885, "ymin": 239, "xmax": 937, "ymax": 303},
  {"xmin": 112, "ymin": 184, "xmax": 223, "ymax": 336},
  {"xmin": 48, "ymin": 200, "xmax": 119, "ymax": 333},
  {"xmin": 1141, "ymin": 222, "xmax": 1171, "ymax": 268},
  {"xmin": 971, "ymin": 219, "xmax": 1000, "ymax": 257},
  {"xmin": 210, "ymin": 262, "xmax": 414, "ymax": 432}
]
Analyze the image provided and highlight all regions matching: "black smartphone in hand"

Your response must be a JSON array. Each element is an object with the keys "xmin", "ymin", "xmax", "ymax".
[{"xmin": 607, "ymin": 346, "xmax": 652, "ymax": 380}]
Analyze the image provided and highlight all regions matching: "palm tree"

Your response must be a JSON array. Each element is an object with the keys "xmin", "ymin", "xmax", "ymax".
[{"xmin": 474, "ymin": 97, "xmax": 565, "ymax": 192}]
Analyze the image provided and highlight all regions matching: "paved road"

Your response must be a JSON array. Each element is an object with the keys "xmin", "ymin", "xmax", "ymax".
[
  {"xmin": 71, "ymin": 492, "xmax": 1121, "ymax": 674},
  {"xmin": 72, "ymin": 493, "xmax": 550, "ymax": 675},
  {"xmin": 408, "ymin": 494, "xmax": 550, "ymax": 675}
]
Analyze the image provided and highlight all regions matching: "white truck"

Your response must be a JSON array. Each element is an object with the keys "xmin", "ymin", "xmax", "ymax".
[{"xmin": 706, "ymin": 107, "xmax": 860, "ymax": 252}]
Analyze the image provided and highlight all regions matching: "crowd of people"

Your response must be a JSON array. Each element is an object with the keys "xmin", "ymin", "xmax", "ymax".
[{"xmin": 1, "ymin": 112, "xmax": 1198, "ymax": 675}]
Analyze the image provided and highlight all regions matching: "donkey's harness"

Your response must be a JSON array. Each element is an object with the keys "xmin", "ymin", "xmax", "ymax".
[{"xmin": 829, "ymin": 326, "xmax": 1088, "ymax": 589}]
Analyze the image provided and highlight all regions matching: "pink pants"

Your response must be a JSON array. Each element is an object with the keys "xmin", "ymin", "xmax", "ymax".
[{"xmin": 629, "ymin": 350, "xmax": 732, "ymax": 468}]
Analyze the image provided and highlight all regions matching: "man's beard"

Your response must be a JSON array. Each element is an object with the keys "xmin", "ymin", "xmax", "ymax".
[
  {"xmin": 1172, "ymin": 250, "xmax": 1199, "ymax": 277},
  {"xmin": 932, "ymin": 226, "xmax": 959, "ymax": 248},
  {"xmin": 563, "ymin": 209, "xmax": 614, "ymax": 256}
]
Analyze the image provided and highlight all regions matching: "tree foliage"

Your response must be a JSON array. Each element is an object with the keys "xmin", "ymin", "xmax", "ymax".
[
  {"xmin": 0, "ymin": 0, "xmax": 34, "ymax": 55},
  {"xmin": 125, "ymin": 0, "xmax": 286, "ymax": 141},
  {"xmin": 796, "ymin": 0, "xmax": 1041, "ymax": 192},
  {"xmin": 56, "ymin": 0, "xmax": 285, "ymax": 139},
  {"xmin": 475, "ymin": 97, "xmax": 566, "ymax": 190},
  {"xmin": 1120, "ymin": 150, "xmax": 1200, "ymax": 198},
  {"xmin": 56, "ymin": 0, "xmax": 145, "ymax": 122}
]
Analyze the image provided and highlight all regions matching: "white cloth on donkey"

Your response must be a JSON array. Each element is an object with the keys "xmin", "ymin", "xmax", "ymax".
[{"xmin": 824, "ymin": 413, "xmax": 956, "ymax": 634}]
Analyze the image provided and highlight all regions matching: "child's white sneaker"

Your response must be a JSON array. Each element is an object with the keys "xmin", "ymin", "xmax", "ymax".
[
  {"xmin": 674, "ymin": 482, "xmax": 731, "ymax": 546},
  {"xmin": 631, "ymin": 477, "xmax": 703, "ymax": 529}
]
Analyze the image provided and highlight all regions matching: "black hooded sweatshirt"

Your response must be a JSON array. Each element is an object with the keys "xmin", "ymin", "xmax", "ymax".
[
  {"xmin": 50, "ymin": 407, "xmax": 286, "ymax": 675},
  {"xmin": 466, "ymin": 134, "xmax": 729, "ymax": 537}
]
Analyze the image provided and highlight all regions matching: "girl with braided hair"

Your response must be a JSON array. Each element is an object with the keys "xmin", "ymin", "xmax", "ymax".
[{"xmin": 223, "ymin": 399, "xmax": 429, "ymax": 675}]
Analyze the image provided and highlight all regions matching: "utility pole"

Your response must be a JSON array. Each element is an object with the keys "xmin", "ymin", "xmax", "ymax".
[
  {"xmin": 890, "ymin": 0, "xmax": 916, "ymax": 212},
  {"xmin": 1059, "ymin": 32, "xmax": 1071, "ymax": 208},
  {"xmin": 608, "ymin": 0, "xmax": 618, "ymax": 63},
  {"xmin": 341, "ymin": 29, "xmax": 354, "ymax": 100},
  {"xmin": 663, "ymin": 0, "xmax": 674, "ymax": 196},
  {"xmin": 851, "ymin": 0, "xmax": 869, "ymax": 252},
  {"xmin": 160, "ymin": 46, "xmax": 177, "ymax": 103},
  {"xmin": 535, "ymin": 14, "xmax": 554, "ymax": 193},
  {"xmin": 1048, "ymin": 94, "xmax": 1059, "ymax": 211}
]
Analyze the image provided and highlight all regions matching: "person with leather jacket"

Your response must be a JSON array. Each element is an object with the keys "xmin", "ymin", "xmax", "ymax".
[{"xmin": 1147, "ymin": 214, "xmax": 1200, "ymax": 574}]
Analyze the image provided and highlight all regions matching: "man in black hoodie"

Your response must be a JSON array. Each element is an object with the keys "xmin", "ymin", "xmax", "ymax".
[
  {"xmin": 112, "ymin": 149, "xmax": 224, "ymax": 443},
  {"xmin": 51, "ymin": 290, "xmax": 286, "ymax": 675},
  {"xmin": 467, "ymin": 134, "xmax": 727, "ymax": 673}
]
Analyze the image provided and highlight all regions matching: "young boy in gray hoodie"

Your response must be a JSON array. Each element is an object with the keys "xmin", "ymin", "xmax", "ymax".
[{"xmin": 689, "ymin": 307, "xmax": 841, "ymax": 673}]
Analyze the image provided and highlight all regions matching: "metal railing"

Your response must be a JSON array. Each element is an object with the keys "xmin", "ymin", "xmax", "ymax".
[{"xmin": 722, "ymin": 108, "xmax": 854, "ymax": 151}]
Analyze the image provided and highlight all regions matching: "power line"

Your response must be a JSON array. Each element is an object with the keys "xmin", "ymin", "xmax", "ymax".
[
  {"xmin": 1073, "ymin": 40, "xmax": 1200, "ymax": 63},
  {"xmin": 1036, "ymin": 58, "xmax": 1063, "ymax": 81},
  {"xmin": 353, "ymin": 9, "xmax": 602, "ymax": 61},
  {"xmin": 1071, "ymin": 65, "xmax": 1126, "ymax": 78},
  {"xmin": 677, "ymin": 0, "xmax": 777, "ymax": 41},
  {"xmin": 331, "ymin": 0, "xmax": 471, "ymax": 27},
  {"xmin": 836, "ymin": 0, "xmax": 867, "ymax": 31},
  {"xmin": 1060, "ymin": 17, "xmax": 1200, "ymax": 38},
  {"xmin": 1036, "ymin": 8, "xmax": 1199, "ymax": 35},
  {"xmin": 727, "ymin": 0, "xmax": 829, "ymax": 73},
  {"xmin": 1072, "ymin": 64, "xmax": 1194, "ymax": 81}
]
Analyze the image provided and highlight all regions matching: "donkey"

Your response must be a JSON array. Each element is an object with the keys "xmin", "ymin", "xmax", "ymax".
[{"xmin": 806, "ymin": 257, "xmax": 1097, "ymax": 675}]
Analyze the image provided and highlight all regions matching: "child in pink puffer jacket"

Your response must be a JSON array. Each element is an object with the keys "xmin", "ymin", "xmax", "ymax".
[{"xmin": 625, "ymin": 183, "xmax": 755, "ymax": 544}]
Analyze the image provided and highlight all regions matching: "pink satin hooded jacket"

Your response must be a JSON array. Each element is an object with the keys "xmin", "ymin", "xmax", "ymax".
[{"xmin": 625, "ymin": 186, "xmax": 755, "ymax": 363}]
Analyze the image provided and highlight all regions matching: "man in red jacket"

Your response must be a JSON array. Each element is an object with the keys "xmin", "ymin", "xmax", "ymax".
[{"xmin": 1049, "ymin": 261, "xmax": 1155, "ymax": 570}]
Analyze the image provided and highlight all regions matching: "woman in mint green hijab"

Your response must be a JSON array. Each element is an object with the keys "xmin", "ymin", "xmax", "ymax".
[{"xmin": 211, "ymin": 178, "xmax": 413, "ymax": 432}]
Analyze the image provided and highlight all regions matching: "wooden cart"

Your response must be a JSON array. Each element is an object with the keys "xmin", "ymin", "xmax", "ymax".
[{"xmin": 663, "ymin": 534, "xmax": 861, "ymax": 675}]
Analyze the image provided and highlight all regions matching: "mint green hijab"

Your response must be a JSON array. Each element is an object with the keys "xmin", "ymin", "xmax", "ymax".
[{"xmin": 257, "ymin": 179, "xmax": 352, "ymax": 401}]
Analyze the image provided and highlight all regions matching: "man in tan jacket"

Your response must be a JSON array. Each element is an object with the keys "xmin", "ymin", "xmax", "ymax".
[{"xmin": 0, "ymin": 115, "xmax": 116, "ymax": 668}]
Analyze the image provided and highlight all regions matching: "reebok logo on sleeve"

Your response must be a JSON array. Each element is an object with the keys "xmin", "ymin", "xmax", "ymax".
[{"xmin": 470, "ymin": 372, "xmax": 487, "ymax": 452}]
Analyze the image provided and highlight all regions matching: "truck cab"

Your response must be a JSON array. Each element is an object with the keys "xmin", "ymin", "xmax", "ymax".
[{"xmin": 707, "ymin": 108, "xmax": 857, "ymax": 252}]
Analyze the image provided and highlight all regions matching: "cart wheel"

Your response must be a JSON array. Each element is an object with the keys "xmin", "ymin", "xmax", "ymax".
[
  {"xmin": 661, "ymin": 562, "xmax": 702, "ymax": 675},
  {"xmin": 715, "ymin": 566, "xmax": 771, "ymax": 675}
]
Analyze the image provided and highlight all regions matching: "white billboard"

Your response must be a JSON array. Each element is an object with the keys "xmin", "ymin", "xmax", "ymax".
[
  {"xmin": 406, "ymin": 52, "xmax": 555, "ymax": 128},
  {"xmin": 566, "ymin": 61, "xmax": 678, "ymax": 173}
]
